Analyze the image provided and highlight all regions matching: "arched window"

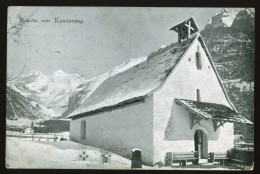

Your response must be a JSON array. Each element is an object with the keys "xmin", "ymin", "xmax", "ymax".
[
  {"xmin": 81, "ymin": 120, "xmax": 86, "ymax": 140},
  {"xmin": 197, "ymin": 89, "xmax": 201, "ymax": 102}
]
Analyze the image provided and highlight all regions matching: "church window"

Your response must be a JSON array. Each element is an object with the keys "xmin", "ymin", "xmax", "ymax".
[
  {"xmin": 81, "ymin": 120, "xmax": 86, "ymax": 140},
  {"xmin": 196, "ymin": 46, "xmax": 202, "ymax": 70},
  {"xmin": 197, "ymin": 89, "xmax": 201, "ymax": 102}
]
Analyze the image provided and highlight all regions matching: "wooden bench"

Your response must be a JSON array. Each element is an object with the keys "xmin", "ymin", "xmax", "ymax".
[
  {"xmin": 208, "ymin": 152, "xmax": 229, "ymax": 165},
  {"xmin": 172, "ymin": 152, "xmax": 198, "ymax": 166}
]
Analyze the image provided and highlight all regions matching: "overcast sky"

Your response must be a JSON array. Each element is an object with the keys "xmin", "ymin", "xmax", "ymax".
[{"xmin": 7, "ymin": 7, "xmax": 243, "ymax": 79}]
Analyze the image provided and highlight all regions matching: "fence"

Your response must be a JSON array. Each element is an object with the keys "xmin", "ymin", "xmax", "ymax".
[
  {"xmin": 6, "ymin": 132, "xmax": 69, "ymax": 142},
  {"xmin": 230, "ymin": 147, "xmax": 254, "ymax": 166}
]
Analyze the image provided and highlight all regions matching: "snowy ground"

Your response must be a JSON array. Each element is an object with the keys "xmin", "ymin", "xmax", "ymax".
[
  {"xmin": 6, "ymin": 137, "xmax": 132, "ymax": 169},
  {"xmin": 5, "ymin": 137, "xmax": 248, "ymax": 170}
]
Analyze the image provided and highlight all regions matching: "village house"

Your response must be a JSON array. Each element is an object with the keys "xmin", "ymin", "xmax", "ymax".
[
  {"xmin": 234, "ymin": 135, "xmax": 246, "ymax": 144},
  {"xmin": 21, "ymin": 127, "xmax": 34, "ymax": 134},
  {"xmin": 67, "ymin": 17, "xmax": 252, "ymax": 165}
]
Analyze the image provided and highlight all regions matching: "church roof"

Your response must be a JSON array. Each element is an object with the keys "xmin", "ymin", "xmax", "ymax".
[
  {"xmin": 175, "ymin": 99, "xmax": 253, "ymax": 124},
  {"xmin": 67, "ymin": 35, "xmax": 197, "ymax": 118}
]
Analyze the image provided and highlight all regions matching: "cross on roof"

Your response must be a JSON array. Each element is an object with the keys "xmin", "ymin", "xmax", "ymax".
[
  {"xmin": 169, "ymin": 17, "xmax": 200, "ymax": 43},
  {"xmin": 185, "ymin": 21, "xmax": 195, "ymax": 35}
]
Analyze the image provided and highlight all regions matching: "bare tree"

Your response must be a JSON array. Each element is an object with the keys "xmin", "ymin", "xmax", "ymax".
[
  {"xmin": 7, "ymin": 8, "xmax": 36, "ymax": 44},
  {"xmin": 7, "ymin": 14, "xmax": 30, "ymax": 45},
  {"xmin": 8, "ymin": 15, "xmax": 24, "ymax": 44},
  {"xmin": 7, "ymin": 10, "xmax": 36, "ymax": 81}
]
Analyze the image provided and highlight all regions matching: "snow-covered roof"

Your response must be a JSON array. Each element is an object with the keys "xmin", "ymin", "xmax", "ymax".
[
  {"xmin": 67, "ymin": 35, "xmax": 197, "ymax": 118},
  {"xmin": 175, "ymin": 99, "xmax": 253, "ymax": 124}
]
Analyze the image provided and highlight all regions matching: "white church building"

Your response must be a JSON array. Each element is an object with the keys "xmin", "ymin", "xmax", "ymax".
[{"xmin": 67, "ymin": 17, "xmax": 252, "ymax": 165}]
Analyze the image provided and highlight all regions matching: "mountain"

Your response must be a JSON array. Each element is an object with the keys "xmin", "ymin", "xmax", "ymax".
[
  {"xmin": 6, "ymin": 85, "xmax": 43, "ymax": 120},
  {"xmin": 231, "ymin": 8, "xmax": 255, "ymax": 35},
  {"xmin": 201, "ymin": 8, "xmax": 254, "ymax": 140},
  {"xmin": 8, "ymin": 57, "xmax": 147, "ymax": 120},
  {"xmin": 205, "ymin": 9, "xmax": 236, "ymax": 29},
  {"xmin": 60, "ymin": 57, "xmax": 147, "ymax": 118},
  {"xmin": 9, "ymin": 70, "xmax": 87, "ymax": 117}
]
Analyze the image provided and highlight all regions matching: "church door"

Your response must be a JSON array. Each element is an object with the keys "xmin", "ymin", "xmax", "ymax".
[{"xmin": 194, "ymin": 129, "xmax": 208, "ymax": 159}]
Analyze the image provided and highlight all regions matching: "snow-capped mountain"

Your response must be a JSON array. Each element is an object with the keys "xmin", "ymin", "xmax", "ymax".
[
  {"xmin": 9, "ymin": 70, "xmax": 87, "ymax": 117},
  {"xmin": 60, "ymin": 56, "xmax": 147, "ymax": 118},
  {"xmin": 205, "ymin": 9, "xmax": 237, "ymax": 28},
  {"xmin": 8, "ymin": 57, "xmax": 147, "ymax": 120},
  {"xmin": 201, "ymin": 8, "xmax": 254, "ymax": 82}
]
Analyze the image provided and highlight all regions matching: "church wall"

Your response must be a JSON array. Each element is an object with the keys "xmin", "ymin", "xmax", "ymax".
[
  {"xmin": 153, "ymin": 38, "xmax": 234, "ymax": 164},
  {"xmin": 70, "ymin": 95, "xmax": 154, "ymax": 165}
]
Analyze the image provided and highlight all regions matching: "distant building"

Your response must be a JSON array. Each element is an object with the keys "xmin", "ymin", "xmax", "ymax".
[
  {"xmin": 67, "ymin": 17, "xmax": 252, "ymax": 165},
  {"xmin": 234, "ymin": 135, "xmax": 246, "ymax": 144},
  {"xmin": 22, "ymin": 127, "xmax": 34, "ymax": 134}
]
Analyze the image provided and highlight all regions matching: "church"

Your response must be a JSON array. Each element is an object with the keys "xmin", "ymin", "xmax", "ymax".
[{"xmin": 67, "ymin": 17, "xmax": 252, "ymax": 165}]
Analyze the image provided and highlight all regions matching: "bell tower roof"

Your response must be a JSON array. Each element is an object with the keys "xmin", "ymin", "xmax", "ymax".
[{"xmin": 169, "ymin": 17, "xmax": 200, "ymax": 43}]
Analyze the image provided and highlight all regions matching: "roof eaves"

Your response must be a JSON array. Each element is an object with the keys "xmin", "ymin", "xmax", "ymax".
[
  {"xmin": 175, "ymin": 98, "xmax": 212, "ymax": 119},
  {"xmin": 66, "ymin": 95, "xmax": 147, "ymax": 119},
  {"xmin": 175, "ymin": 98, "xmax": 253, "ymax": 124}
]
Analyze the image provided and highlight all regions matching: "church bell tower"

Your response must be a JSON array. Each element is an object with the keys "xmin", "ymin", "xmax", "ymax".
[{"xmin": 169, "ymin": 17, "xmax": 200, "ymax": 43}]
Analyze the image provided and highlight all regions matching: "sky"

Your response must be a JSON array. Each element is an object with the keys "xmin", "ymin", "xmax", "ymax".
[{"xmin": 7, "ymin": 7, "xmax": 243, "ymax": 79}]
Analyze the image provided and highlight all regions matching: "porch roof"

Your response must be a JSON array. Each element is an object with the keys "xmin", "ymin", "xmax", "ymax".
[{"xmin": 175, "ymin": 99, "xmax": 253, "ymax": 124}]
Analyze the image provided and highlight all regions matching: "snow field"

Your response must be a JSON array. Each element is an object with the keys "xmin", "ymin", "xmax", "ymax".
[
  {"xmin": 6, "ymin": 137, "xmax": 132, "ymax": 169},
  {"xmin": 6, "ymin": 137, "xmax": 244, "ymax": 170}
]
